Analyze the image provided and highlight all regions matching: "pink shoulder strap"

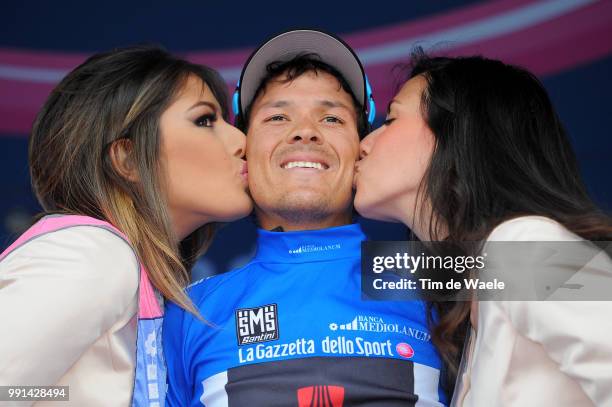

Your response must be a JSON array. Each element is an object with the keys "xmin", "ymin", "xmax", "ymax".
[{"xmin": 0, "ymin": 214, "xmax": 162, "ymax": 318}]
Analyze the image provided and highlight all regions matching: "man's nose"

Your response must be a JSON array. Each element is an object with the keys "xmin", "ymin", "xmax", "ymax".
[{"xmin": 286, "ymin": 121, "xmax": 324, "ymax": 145}]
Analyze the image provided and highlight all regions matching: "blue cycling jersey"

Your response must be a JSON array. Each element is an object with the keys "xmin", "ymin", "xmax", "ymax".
[{"xmin": 164, "ymin": 224, "xmax": 448, "ymax": 406}]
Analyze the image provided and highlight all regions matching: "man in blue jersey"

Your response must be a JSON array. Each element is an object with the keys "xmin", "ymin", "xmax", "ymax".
[{"xmin": 163, "ymin": 29, "xmax": 448, "ymax": 406}]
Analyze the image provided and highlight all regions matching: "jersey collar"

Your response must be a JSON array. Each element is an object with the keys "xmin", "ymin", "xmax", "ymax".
[{"xmin": 253, "ymin": 223, "xmax": 365, "ymax": 263}]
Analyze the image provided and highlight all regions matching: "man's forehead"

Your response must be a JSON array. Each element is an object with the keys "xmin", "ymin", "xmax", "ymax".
[
  {"xmin": 252, "ymin": 71, "xmax": 355, "ymax": 110},
  {"xmin": 256, "ymin": 98, "xmax": 353, "ymax": 111}
]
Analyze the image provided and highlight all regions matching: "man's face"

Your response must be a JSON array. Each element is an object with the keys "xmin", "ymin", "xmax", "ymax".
[{"xmin": 246, "ymin": 70, "xmax": 360, "ymax": 230}]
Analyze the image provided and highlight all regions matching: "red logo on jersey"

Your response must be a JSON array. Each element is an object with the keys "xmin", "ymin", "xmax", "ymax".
[
  {"xmin": 297, "ymin": 385, "xmax": 345, "ymax": 407},
  {"xmin": 396, "ymin": 342, "xmax": 415, "ymax": 358}
]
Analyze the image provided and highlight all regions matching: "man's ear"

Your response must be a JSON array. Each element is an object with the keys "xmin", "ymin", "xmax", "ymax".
[{"xmin": 108, "ymin": 138, "xmax": 140, "ymax": 182}]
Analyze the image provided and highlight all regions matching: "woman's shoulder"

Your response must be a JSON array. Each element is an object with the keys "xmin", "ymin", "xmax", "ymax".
[
  {"xmin": 2, "ymin": 225, "xmax": 139, "ymax": 296},
  {"xmin": 486, "ymin": 215, "xmax": 581, "ymax": 242},
  {"xmin": 5, "ymin": 223, "xmax": 135, "ymax": 261}
]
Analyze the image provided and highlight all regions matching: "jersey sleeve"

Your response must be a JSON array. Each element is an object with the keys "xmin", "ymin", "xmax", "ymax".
[
  {"xmin": 0, "ymin": 226, "xmax": 139, "ymax": 386},
  {"xmin": 163, "ymin": 299, "xmax": 193, "ymax": 406}
]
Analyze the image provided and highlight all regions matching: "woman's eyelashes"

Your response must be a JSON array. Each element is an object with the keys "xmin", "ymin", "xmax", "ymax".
[
  {"xmin": 383, "ymin": 117, "xmax": 395, "ymax": 126},
  {"xmin": 194, "ymin": 113, "xmax": 217, "ymax": 128}
]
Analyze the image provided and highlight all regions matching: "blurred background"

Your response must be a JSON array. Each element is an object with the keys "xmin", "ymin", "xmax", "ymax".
[{"xmin": 1, "ymin": 0, "xmax": 611, "ymax": 279}]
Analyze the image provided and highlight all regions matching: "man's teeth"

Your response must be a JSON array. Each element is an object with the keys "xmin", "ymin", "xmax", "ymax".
[{"xmin": 282, "ymin": 161, "xmax": 325, "ymax": 170}]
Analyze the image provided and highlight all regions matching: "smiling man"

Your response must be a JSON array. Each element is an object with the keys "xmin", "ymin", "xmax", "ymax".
[
  {"xmin": 245, "ymin": 56, "xmax": 363, "ymax": 231},
  {"xmin": 164, "ymin": 30, "xmax": 449, "ymax": 407}
]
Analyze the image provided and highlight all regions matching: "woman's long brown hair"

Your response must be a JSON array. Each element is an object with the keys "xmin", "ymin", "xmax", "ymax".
[
  {"xmin": 29, "ymin": 46, "xmax": 230, "ymax": 317},
  {"xmin": 403, "ymin": 49, "xmax": 612, "ymax": 394}
]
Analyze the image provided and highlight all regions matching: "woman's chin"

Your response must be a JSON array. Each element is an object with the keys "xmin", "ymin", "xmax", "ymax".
[
  {"xmin": 215, "ymin": 200, "xmax": 254, "ymax": 223},
  {"xmin": 194, "ymin": 197, "xmax": 253, "ymax": 225},
  {"xmin": 354, "ymin": 195, "xmax": 396, "ymax": 223}
]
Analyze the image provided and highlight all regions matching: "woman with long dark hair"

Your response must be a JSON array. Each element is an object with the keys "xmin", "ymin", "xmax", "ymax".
[
  {"xmin": 354, "ymin": 51, "xmax": 612, "ymax": 405},
  {"xmin": 0, "ymin": 46, "xmax": 252, "ymax": 405}
]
